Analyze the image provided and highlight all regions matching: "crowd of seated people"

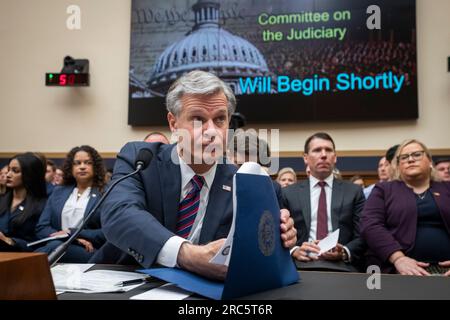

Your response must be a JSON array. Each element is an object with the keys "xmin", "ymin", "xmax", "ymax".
[
  {"xmin": 0, "ymin": 146, "xmax": 106, "ymax": 263},
  {"xmin": 0, "ymin": 134, "xmax": 449, "ymax": 276},
  {"xmin": 2, "ymin": 69, "xmax": 446, "ymax": 280},
  {"xmin": 264, "ymin": 40, "xmax": 416, "ymax": 86},
  {"xmin": 35, "ymin": 146, "xmax": 106, "ymax": 263},
  {"xmin": 237, "ymin": 28, "xmax": 416, "ymax": 81}
]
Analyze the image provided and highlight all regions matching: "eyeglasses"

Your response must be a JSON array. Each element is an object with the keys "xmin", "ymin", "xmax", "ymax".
[{"xmin": 397, "ymin": 150, "xmax": 426, "ymax": 163}]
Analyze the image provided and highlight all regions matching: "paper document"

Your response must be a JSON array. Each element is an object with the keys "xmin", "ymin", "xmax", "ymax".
[
  {"xmin": 53, "ymin": 263, "xmax": 94, "ymax": 273},
  {"xmin": 27, "ymin": 234, "xmax": 68, "ymax": 247},
  {"xmin": 51, "ymin": 265, "xmax": 149, "ymax": 293},
  {"xmin": 310, "ymin": 229, "xmax": 340, "ymax": 256},
  {"xmin": 130, "ymin": 283, "xmax": 192, "ymax": 300}
]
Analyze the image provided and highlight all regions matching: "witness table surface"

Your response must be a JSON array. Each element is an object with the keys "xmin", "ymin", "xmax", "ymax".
[{"xmin": 58, "ymin": 264, "xmax": 450, "ymax": 300}]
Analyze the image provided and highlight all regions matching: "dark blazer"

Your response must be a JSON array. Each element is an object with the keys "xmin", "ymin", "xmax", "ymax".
[
  {"xmin": 360, "ymin": 180, "xmax": 450, "ymax": 273},
  {"xmin": 92, "ymin": 142, "xmax": 240, "ymax": 267},
  {"xmin": 35, "ymin": 185, "xmax": 105, "ymax": 248},
  {"xmin": 46, "ymin": 182, "xmax": 55, "ymax": 196},
  {"xmin": 282, "ymin": 178, "xmax": 366, "ymax": 263},
  {"xmin": 0, "ymin": 195, "xmax": 47, "ymax": 251}
]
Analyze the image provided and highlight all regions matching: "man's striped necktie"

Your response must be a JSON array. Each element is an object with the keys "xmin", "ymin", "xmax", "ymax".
[{"xmin": 175, "ymin": 175, "xmax": 205, "ymax": 238}]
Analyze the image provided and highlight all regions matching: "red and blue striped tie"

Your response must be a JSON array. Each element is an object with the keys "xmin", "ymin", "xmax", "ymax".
[{"xmin": 176, "ymin": 175, "xmax": 205, "ymax": 238}]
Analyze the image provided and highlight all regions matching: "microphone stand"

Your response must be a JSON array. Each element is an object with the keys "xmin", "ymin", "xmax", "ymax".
[{"xmin": 48, "ymin": 164, "xmax": 144, "ymax": 267}]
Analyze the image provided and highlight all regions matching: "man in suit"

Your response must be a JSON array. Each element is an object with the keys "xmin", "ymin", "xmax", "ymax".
[
  {"xmin": 92, "ymin": 70, "xmax": 296, "ymax": 280},
  {"xmin": 282, "ymin": 132, "xmax": 365, "ymax": 269},
  {"xmin": 434, "ymin": 157, "xmax": 450, "ymax": 182}
]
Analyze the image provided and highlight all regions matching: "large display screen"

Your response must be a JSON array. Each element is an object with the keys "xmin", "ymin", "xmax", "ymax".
[{"xmin": 128, "ymin": 0, "xmax": 417, "ymax": 126}]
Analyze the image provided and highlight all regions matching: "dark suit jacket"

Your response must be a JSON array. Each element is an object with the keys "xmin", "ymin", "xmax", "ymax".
[
  {"xmin": 282, "ymin": 178, "xmax": 366, "ymax": 263},
  {"xmin": 0, "ymin": 195, "xmax": 47, "ymax": 251},
  {"xmin": 35, "ymin": 185, "xmax": 105, "ymax": 248},
  {"xmin": 92, "ymin": 142, "xmax": 241, "ymax": 267},
  {"xmin": 360, "ymin": 180, "xmax": 450, "ymax": 273}
]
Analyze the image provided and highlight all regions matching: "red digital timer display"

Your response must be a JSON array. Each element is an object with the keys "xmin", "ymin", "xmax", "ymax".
[{"xmin": 45, "ymin": 73, "xmax": 89, "ymax": 86}]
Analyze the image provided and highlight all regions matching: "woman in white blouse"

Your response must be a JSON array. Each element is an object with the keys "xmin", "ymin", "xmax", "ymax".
[{"xmin": 35, "ymin": 146, "xmax": 106, "ymax": 262}]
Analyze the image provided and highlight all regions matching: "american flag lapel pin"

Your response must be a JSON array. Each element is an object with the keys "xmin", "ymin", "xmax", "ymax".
[{"xmin": 222, "ymin": 185, "xmax": 231, "ymax": 192}]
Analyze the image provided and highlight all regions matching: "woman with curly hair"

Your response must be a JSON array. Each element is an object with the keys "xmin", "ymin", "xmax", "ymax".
[
  {"xmin": 35, "ymin": 145, "xmax": 106, "ymax": 262},
  {"xmin": 0, "ymin": 153, "xmax": 47, "ymax": 251}
]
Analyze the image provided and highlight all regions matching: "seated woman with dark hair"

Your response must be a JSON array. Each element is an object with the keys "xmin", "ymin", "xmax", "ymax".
[
  {"xmin": 0, "ymin": 153, "xmax": 47, "ymax": 251},
  {"xmin": 361, "ymin": 139, "xmax": 450, "ymax": 276},
  {"xmin": 35, "ymin": 145, "xmax": 106, "ymax": 262}
]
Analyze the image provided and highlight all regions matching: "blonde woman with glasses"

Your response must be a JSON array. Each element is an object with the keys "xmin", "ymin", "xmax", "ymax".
[{"xmin": 361, "ymin": 139, "xmax": 450, "ymax": 276}]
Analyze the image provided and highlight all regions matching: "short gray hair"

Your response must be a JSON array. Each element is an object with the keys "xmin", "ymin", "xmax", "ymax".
[{"xmin": 166, "ymin": 70, "xmax": 236, "ymax": 117}]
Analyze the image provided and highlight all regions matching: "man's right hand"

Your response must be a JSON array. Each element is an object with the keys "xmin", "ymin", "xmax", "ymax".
[
  {"xmin": 292, "ymin": 241, "xmax": 320, "ymax": 262},
  {"xmin": 177, "ymin": 239, "xmax": 228, "ymax": 281}
]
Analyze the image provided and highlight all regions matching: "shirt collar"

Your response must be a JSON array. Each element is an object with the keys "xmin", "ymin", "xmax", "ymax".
[
  {"xmin": 178, "ymin": 154, "xmax": 217, "ymax": 190},
  {"xmin": 73, "ymin": 186, "xmax": 92, "ymax": 195},
  {"xmin": 309, "ymin": 174, "xmax": 334, "ymax": 189}
]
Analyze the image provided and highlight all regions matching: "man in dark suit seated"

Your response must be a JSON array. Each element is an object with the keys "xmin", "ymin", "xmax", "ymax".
[
  {"xmin": 91, "ymin": 70, "xmax": 297, "ymax": 280},
  {"xmin": 282, "ymin": 132, "xmax": 366, "ymax": 271}
]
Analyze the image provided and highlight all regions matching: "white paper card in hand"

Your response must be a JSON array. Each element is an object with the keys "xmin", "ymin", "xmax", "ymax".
[{"xmin": 317, "ymin": 229, "xmax": 340, "ymax": 255}]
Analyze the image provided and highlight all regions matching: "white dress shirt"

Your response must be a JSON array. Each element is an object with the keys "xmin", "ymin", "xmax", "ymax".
[
  {"xmin": 156, "ymin": 155, "xmax": 217, "ymax": 267},
  {"xmin": 308, "ymin": 174, "xmax": 334, "ymax": 242},
  {"xmin": 293, "ymin": 174, "xmax": 351, "ymax": 262},
  {"xmin": 61, "ymin": 187, "xmax": 91, "ymax": 230}
]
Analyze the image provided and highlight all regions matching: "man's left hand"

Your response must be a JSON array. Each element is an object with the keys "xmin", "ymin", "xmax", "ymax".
[
  {"xmin": 439, "ymin": 261, "xmax": 450, "ymax": 276},
  {"xmin": 280, "ymin": 209, "xmax": 296, "ymax": 249},
  {"xmin": 321, "ymin": 243, "xmax": 344, "ymax": 261}
]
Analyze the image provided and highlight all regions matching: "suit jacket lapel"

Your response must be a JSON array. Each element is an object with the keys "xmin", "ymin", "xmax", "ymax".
[
  {"xmin": 331, "ymin": 179, "xmax": 343, "ymax": 231},
  {"xmin": 85, "ymin": 188, "xmax": 100, "ymax": 217},
  {"xmin": 299, "ymin": 180, "xmax": 312, "ymax": 235},
  {"xmin": 199, "ymin": 163, "xmax": 234, "ymax": 244},
  {"xmin": 56, "ymin": 186, "xmax": 74, "ymax": 228},
  {"xmin": 158, "ymin": 145, "xmax": 181, "ymax": 233}
]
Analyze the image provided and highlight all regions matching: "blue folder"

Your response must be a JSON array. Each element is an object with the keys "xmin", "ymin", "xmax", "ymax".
[{"xmin": 140, "ymin": 170, "xmax": 299, "ymax": 299}]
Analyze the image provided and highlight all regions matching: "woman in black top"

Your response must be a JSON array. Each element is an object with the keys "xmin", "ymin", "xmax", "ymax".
[{"xmin": 0, "ymin": 153, "xmax": 47, "ymax": 251}]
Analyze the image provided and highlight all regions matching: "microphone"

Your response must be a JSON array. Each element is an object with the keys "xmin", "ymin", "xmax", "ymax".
[
  {"xmin": 47, "ymin": 148, "xmax": 154, "ymax": 266},
  {"xmin": 135, "ymin": 147, "xmax": 153, "ymax": 171}
]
